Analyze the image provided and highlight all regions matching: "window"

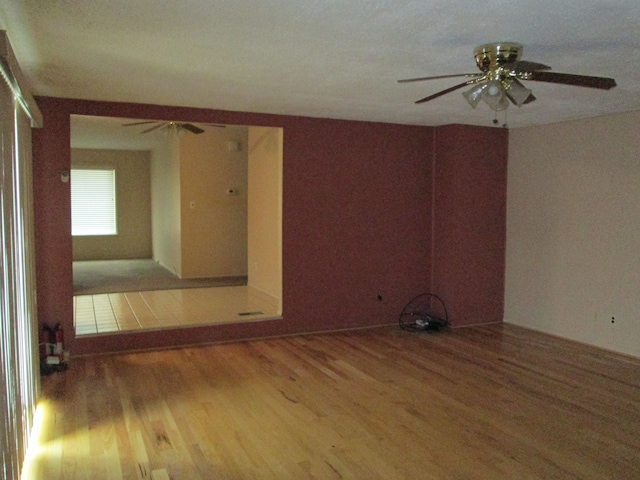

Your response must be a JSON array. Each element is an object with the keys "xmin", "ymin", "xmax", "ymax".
[
  {"xmin": 1, "ymin": 30, "xmax": 42, "ymax": 480},
  {"xmin": 71, "ymin": 168, "xmax": 117, "ymax": 236}
]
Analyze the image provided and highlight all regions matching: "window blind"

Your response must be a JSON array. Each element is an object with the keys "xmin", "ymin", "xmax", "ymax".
[
  {"xmin": 1, "ymin": 30, "xmax": 41, "ymax": 480},
  {"xmin": 71, "ymin": 168, "xmax": 117, "ymax": 236}
]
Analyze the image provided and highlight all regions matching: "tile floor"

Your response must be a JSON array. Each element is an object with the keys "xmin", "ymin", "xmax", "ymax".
[{"xmin": 74, "ymin": 286, "xmax": 280, "ymax": 336}]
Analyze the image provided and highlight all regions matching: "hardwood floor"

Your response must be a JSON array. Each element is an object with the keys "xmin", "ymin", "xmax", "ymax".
[{"xmin": 23, "ymin": 324, "xmax": 640, "ymax": 479}]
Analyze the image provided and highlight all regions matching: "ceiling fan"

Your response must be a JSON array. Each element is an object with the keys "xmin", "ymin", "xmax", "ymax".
[
  {"xmin": 122, "ymin": 120, "xmax": 225, "ymax": 134},
  {"xmin": 398, "ymin": 42, "xmax": 616, "ymax": 113}
]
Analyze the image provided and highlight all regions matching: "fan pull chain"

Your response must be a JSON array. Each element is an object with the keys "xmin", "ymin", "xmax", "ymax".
[{"xmin": 492, "ymin": 109, "xmax": 508, "ymax": 128}]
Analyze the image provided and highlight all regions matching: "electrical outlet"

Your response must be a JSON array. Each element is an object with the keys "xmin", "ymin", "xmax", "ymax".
[{"xmin": 596, "ymin": 312, "xmax": 619, "ymax": 326}]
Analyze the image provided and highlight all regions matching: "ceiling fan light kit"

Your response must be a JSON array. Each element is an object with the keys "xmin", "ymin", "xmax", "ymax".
[
  {"xmin": 503, "ymin": 80, "xmax": 532, "ymax": 107},
  {"xmin": 399, "ymin": 42, "xmax": 617, "ymax": 123}
]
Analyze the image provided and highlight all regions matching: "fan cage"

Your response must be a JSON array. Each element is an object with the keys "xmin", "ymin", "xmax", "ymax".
[{"xmin": 399, "ymin": 293, "xmax": 449, "ymax": 332}]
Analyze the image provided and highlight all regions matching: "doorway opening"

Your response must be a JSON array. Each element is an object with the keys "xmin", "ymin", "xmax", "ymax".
[{"xmin": 70, "ymin": 115, "xmax": 283, "ymax": 335}]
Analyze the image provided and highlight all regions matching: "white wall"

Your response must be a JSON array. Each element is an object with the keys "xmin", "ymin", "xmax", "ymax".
[
  {"xmin": 505, "ymin": 110, "xmax": 640, "ymax": 357},
  {"xmin": 151, "ymin": 133, "xmax": 182, "ymax": 275},
  {"xmin": 248, "ymin": 127, "xmax": 283, "ymax": 310},
  {"xmin": 180, "ymin": 127, "xmax": 248, "ymax": 279}
]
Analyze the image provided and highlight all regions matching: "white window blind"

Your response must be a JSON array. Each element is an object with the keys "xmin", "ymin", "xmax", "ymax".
[
  {"xmin": 71, "ymin": 168, "xmax": 117, "ymax": 236},
  {"xmin": 1, "ymin": 30, "xmax": 42, "ymax": 480}
]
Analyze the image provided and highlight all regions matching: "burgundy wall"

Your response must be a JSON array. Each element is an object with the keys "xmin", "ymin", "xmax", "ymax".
[
  {"xmin": 33, "ymin": 97, "xmax": 436, "ymax": 355},
  {"xmin": 431, "ymin": 124, "xmax": 508, "ymax": 326},
  {"xmin": 33, "ymin": 98, "xmax": 508, "ymax": 354}
]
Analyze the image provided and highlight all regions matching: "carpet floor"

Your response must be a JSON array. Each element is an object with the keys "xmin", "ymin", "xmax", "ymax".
[{"xmin": 73, "ymin": 259, "xmax": 247, "ymax": 295}]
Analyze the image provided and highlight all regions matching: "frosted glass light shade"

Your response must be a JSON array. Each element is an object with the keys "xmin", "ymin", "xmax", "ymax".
[
  {"xmin": 462, "ymin": 83, "xmax": 487, "ymax": 108},
  {"xmin": 482, "ymin": 80, "xmax": 509, "ymax": 111},
  {"xmin": 504, "ymin": 80, "xmax": 532, "ymax": 106}
]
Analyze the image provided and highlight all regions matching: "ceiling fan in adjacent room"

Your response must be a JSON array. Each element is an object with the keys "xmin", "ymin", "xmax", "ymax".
[
  {"xmin": 398, "ymin": 42, "xmax": 616, "ymax": 120},
  {"xmin": 122, "ymin": 120, "xmax": 225, "ymax": 134}
]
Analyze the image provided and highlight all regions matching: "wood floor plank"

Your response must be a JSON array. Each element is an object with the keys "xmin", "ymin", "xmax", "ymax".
[{"xmin": 27, "ymin": 324, "xmax": 640, "ymax": 479}]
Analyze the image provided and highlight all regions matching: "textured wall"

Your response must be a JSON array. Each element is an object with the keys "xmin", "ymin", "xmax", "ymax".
[
  {"xmin": 150, "ymin": 134, "xmax": 181, "ymax": 275},
  {"xmin": 506, "ymin": 111, "xmax": 640, "ymax": 357},
  {"xmin": 432, "ymin": 124, "xmax": 508, "ymax": 326},
  {"xmin": 247, "ymin": 126, "xmax": 282, "ymax": 302},
  {"xmin": 33, "ymin": 97, "xmax": 436, "ymax": 354},
  {"xmin": 179, "ymin": 127, "xmax": 249, "ymax": 279}
]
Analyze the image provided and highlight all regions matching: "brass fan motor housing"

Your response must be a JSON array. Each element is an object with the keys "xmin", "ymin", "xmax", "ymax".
[
  {"xmin": 474, "ymin": 42, "xmax": 523, "ymax": 72},
  {"xmin": 398, "ymin": 41, "xmax": 616, "ymax": 108}
]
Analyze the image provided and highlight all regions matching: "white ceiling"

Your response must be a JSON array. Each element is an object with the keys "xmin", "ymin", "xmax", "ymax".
[
  {"xmin": 70, "ymin": 115, "xmax": 247, "ymax": 150},
  {"xmin": 71, "ymin": 116, "xmax": 169, "ymax": 150},
  {"xmin": 1, "ymin": 0, "xmax": 639, "ymax": 129}
]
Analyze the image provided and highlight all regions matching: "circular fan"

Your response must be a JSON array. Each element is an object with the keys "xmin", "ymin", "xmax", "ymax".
[
  {"xmin": 399, "ymin": 293, "xmax": 449, "ymax": 333},
  {"xmin": 398, "ymin": 42, "xmax": 616, "ymax": 111},
  {"xmin": 122, "ymin": 120, "xmax": 225, "ymax": 134}
]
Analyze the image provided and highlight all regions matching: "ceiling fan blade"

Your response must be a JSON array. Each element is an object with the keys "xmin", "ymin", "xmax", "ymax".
[
  {"xmin": 523, "ymin": 71, "xmax": 616, "ymax": 89},
  {"xmin": 122, "ymin": 121, "xmax": 158, "ymax": 127},
  {"xmin": 415, "ymin": 79, "xmax": 483, "ymax": 104},
  {"xmin": 511, "ymin": 60, "xmax": 551, "ymax": 73},
  {"xmin": 141, "ymin": 123, "xmax": 166, "ymax": 134},
  {"xmin": 181, "ymin": 123, "xmax": 205, "ymax": 134},
  {"xmin": 398, "ymin": 73, "xmax": 481, "ymax": 83}
]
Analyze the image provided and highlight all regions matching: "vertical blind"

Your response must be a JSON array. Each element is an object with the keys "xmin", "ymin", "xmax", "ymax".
[
  {"xmin": 71, "ymin": 168, "xmax": 117, "ymax": 236},
  {"xmin": 0, "ymin": 31, "xmax": 42, "ymax": 480}
]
